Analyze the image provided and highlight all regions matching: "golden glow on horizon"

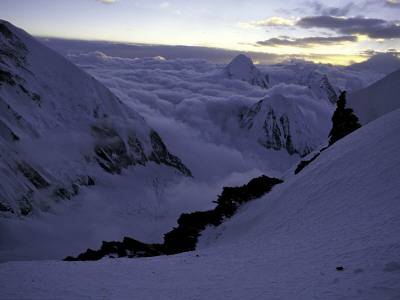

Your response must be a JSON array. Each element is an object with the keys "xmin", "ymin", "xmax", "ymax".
[
  {"xmin": 2, "ymin": 0, "xmax": 397, "ymax": 67},
  {"xmin": 303, "ymin": 55, "xmax": 369, "ymax": 66},
  {"xmin": 238, "ymin": 17, "xmax": 295, "ymax": 29},
  {"xmin": 256, "ymin": 17, "xmax": 295, "ymax": 26}
]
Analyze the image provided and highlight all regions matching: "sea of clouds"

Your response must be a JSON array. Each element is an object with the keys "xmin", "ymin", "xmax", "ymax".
[{"xmin": 2, "ymin": 43, "xmax": 396, "ymax": 261}]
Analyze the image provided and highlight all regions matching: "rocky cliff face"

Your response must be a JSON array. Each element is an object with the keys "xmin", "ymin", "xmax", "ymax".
[
  {"xmin": 224, "ymin": 54, "xmax": 269, "ymax": 88},
  {"xmin": 300, "ymin": 70, "xmax": 338, "ymax": 104},
  {"xmin": 241, "ymin": 94, "xmax": 320, "ymax": 157},
  {"xmin": 0, "ymin": 20, "xmax": 190, "ymax": 216}
]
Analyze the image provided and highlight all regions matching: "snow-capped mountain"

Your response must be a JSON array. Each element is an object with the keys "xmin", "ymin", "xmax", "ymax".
[
  {"xmin": 347, "ymin": 67, "xmax": 400, "ymax": 125},
  {"xmin": 224, "ymin": 54, "xmax": 269, "ymax": 88},
  {"xmin": 265, "ymin": 62, "xmax": 339, "ymax": 105},
  {"xmin": 241, "ymin": 94, "xmax": 321, "ymax": 157},
  {"xmin": 0, "ymin": 20, "xmax": 190, "ymax": 216},
  {"xmin": 299, "ymin": 70, "xmax": 339, "ymax": 103}
]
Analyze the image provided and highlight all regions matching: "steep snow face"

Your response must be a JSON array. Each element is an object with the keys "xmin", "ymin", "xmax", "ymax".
[
  {"xmin": 1, "ymin": 108, "xmax": 399, "ymax": 300},
  {"xmin": 224, "ymin": 54, "xmax": 269, "ymax": 88},
  {"xmin": 241, "ymin": 94, "xmax": 321, "ymax": 157},
  {"xmin": 0, "ymin": 20, "xmax": 190, "ymax": 216},
  {"xmin": 347, "ymin": 68, "xmax": 400, "ymax": 125}
]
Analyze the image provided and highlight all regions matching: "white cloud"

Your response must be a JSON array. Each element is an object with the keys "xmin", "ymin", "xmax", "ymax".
[
  {"xmin": 240, "ymin": 17, "xmax": 294, "ymax": 29},
  {"xmin": 159, "ymin": 2, "xmax": 170, "ymax": 8},
  {"xmin": 238, "ymin": 22, "xmax": 257, "ymax": 29},
  {"xmin": 256, "ymin": 17, "xmax": 295, "ymax": 27},
  {"xmin": 97, "ymin": 0, "xmax": 116, "ymax": 3}
]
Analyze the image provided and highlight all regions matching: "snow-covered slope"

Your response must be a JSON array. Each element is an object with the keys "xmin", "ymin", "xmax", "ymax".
[
  {"xmin": 0, "ymin": 20, "xmax": 190, "ymax": 216},
  {"xmin": 224, "ymin": 54, "xmax": 269, "ymax": 88},
  {"xmin": 347, "ymin": 68, "xmax": 400, "ymax": 125},
  {"xmin": 1, "ymin": 107, "xmax": 399, "ymax": 299},
  {"xmin": 241, "ymin": 94, "xmax": 320, "ymax": 157}
]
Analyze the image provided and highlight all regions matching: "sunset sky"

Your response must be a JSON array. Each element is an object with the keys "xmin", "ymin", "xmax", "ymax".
[{"xmin": 1, "ymin": 0, "xmax": 400, "ymax": 64}]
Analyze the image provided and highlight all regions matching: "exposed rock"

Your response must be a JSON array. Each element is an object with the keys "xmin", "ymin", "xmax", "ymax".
[
  {"xmin": 300, "ymin": 71, "xmax": 338, "ymax": 103},
  {"xmin": 65, "ymin": 175, "xmax": 283, "ymax": 261},
  {"xmin": 294, "ymin": 153, "xmax": 321, "ymax": 174},
  {"xmin": 329, "ymin": 91, "xmax": 361, "ymax": 146},
  {"xmin": 149, "ymin": 131, "xmax": 192, "ymax": 177},
  {"xmin": 242, "ymin": 94, "xmax": 320, "ymax": 157}
]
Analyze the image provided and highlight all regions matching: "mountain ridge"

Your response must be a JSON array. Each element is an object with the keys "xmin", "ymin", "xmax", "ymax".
[{"xmin": 0, "ymin": 20, "xmax": 191, "ymax": 216}]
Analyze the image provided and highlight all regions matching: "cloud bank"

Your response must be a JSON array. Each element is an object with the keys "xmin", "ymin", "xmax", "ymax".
[
  {"xmin": 4, "ymin": 43, "xmax": 397, "ymax": 261},
  {"xmin": 297, "ymin": 16, "xmax": 400, "ymax": 39},
  {"xmin": 257, "ymin": 35, "xmax": 357, "ymax": 48}
]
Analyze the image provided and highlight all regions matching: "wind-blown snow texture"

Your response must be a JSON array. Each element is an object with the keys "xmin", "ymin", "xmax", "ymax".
[{"xmin": 1, "ymin": 107, "xmax": 399, "ymax": 300}]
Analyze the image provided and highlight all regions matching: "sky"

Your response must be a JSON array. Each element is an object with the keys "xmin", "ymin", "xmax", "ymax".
[{"xmin": 1, "ymin": 0, "xmax": 400, "ymax": 65}]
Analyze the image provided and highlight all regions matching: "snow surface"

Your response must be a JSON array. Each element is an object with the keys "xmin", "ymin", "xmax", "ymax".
[
  {"xmin": 1, "ymin": 107, "xmax": 399, "ymax": 299},
  {"xmin": 347, "ymin": 68, "xmax": 400, "ymax": 125}
]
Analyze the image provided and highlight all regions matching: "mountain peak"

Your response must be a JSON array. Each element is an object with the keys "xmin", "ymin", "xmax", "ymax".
[
  {"xmin": 224, "ymin": 54, "xmax": 269, "ymax": 89},
  {"xmin": 241, "ymin": 93, "xmax": 320, "ymax": 157}
]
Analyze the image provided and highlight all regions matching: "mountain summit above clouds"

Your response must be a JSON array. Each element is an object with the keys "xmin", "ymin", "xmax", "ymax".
[
  {"xmin": 224, "ymin": 54, "xmax": 269, "ymax": 88},
  {"xmin": 241, "ymin": 94, "xmax": 320, "ymax": 157},
  {"xmin": 0, "ymin": 20, "xmax": 190, "ymax": 216}
]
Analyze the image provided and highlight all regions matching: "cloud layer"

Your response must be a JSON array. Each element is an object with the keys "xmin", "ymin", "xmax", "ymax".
[
  {"xmin": 257, "ymin": 35, "xmax": 357, "ymax": 48},
  {"xmin": 297, "ymin": 16, "xmax": 400, "ymax": 39}
]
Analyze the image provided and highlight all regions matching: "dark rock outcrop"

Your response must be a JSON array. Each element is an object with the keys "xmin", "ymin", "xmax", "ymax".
[
  {"xmin": 294, "ymin": 153, "xmax": 321, "ymax": 175},
  {"xmin": 329, "ymin": 91, "xmax": 361, "ymax": 146},
  {"xmin": 64, "ymin": 175, "xmax": 283, "ymax": 261}
]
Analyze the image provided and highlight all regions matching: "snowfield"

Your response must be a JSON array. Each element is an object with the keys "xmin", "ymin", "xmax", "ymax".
[{"xmin": 1, "ymin": 106, "xmax": 399, "ymax": 299}]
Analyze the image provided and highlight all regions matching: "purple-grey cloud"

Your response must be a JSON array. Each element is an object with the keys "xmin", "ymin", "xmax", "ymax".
[
  {"xmin": 38, "ymin": 38, "xmax": 280, "ymax": 64},
  {"xmin": 297, "ymin": 16, "xmax": 400, "ymax": 39},
  {"xmin": 311, "ymin": 2, "xmax": 356, "ymax": 16},
  {"xmin": 385, "ymin": 0, "xmax": 400, "ymax": 8},
  {"xmin": 256, "ymin": 35, "xmax": 357, "ymax": 48},
  {"xmin": 96, "ymin": 0, "xmax": 116, "ymax": 3}
]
